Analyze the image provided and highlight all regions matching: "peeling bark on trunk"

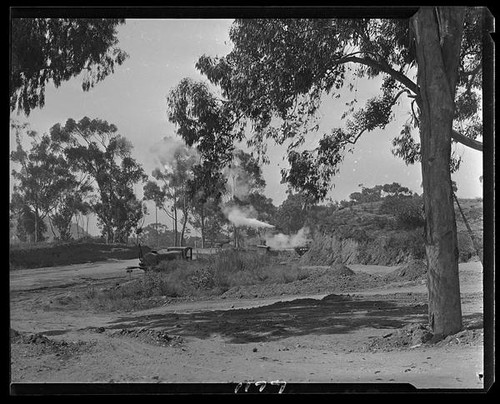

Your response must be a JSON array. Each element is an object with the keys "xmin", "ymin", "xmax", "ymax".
[{"xmin": 412, "ymin": 7, "xmax": 465, "ymax": 336}]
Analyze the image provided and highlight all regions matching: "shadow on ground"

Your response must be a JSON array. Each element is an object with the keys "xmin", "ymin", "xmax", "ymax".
[{"xmin": 108, "ymin": 294, "xmax": 429, "ymax": 343}]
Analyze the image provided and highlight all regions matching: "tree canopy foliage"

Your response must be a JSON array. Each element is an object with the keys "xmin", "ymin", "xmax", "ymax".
[
  {"xmin": 349, "ymin": 182, "xmax": 414, "ymax": 204},
  {"xmin": 49, "ymin": 117, "xmax": 147, "ymax": 243},
  {"xmin": 168, "ymin": 11, "xmax": 483, "ymax": 202},
  {"xmin": 10, "ymin": 122, "xmax": 82, "ymax": 242},
  {"xmin": 10, "ymin": 18, "xmax": 128, "ymax": 116}
]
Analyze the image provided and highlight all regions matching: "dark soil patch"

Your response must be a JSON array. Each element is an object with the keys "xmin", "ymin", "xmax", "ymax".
[{"xmin": 108, "ymin": 293, "xmax": 428, "ymax": 344}]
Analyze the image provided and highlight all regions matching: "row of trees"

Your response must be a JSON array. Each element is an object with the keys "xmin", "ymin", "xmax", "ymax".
[
  {"xmin": 10, "ymin": 124, "xmax": 269, "ymax": 247},
  {"xmin": 10, "ymin": 116, "xmax": 319, "ymax": 247},
  {"xmin": 10, "ymin": 17, "xmax": 136, "ymax": 243},
  {"xmin": 10, "ymin": 117, "xmax": 147, "ymax": 244}
]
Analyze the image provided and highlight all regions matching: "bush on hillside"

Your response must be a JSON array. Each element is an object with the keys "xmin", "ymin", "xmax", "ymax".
[
  {"xmin": 335, "ymin": 226, "xmax": 372, "ymax": 243},
  {"xmin": 379, "ymin": 195, "xmax": 425, "ymax": 229}
]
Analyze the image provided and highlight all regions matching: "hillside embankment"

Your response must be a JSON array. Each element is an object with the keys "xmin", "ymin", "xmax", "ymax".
[{"xmin": 300, "ymin": 198, "xmax": 483, "ymax": 267}]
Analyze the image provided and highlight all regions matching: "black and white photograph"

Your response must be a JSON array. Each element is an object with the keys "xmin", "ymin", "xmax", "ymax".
[{"xmin": 9, "ymin": 7, "xmax": 494, "ymax": 394}]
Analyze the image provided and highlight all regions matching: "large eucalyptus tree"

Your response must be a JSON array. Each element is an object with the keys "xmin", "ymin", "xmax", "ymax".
[{"xmin": 167, "ymin": 8, "xmax": 488, "ymax": 336}]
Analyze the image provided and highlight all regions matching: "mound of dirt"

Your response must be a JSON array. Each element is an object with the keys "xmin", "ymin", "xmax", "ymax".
[
  {"xmin": 384, "ymin": 259, "xmax": 427, "ymax": 282},
  {"xmin": 364, "ymin": 322, "xmax": 484, "ymax": 352},
  {"xmin": 220, "ymin": 267, "xmax": 386, "ymax": 300},
  {"xmin": 330, "ymin": 262, "xmax": 356, "ymax": 276},
  {"xmin": 433, "ymin": 328, "xmax": 484, "ymax": 348},
  {"xmin": 110, "ymin": 327, "xmax": 183, "ymax": 347},
  {"xmin": 320, "ymin": 293, "xmax": 353, "ymax": 302},
  {"xmin": 10, "ymin": 329, "xmax": 95, "ymax": 358},
  {"xmin": 364, "ymin": 323, "xmax": 433, "ymax": 352}
]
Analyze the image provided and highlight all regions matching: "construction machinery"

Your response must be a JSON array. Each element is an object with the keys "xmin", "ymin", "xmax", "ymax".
[{"xmin": 138, "ymin": 245, "xmax": 193, "ymax": 271}]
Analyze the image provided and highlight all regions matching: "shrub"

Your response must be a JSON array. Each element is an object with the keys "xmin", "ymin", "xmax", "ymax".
[
  {"xmin": 335, "ymin": 225, "xmax": 372, "ymax": 242},
  {"xmin": 82, "ymin": 250, "xmax": 313, "ymax": 312},
  {"xmin": 379, "ymin": 195, "xmax": 425, "ymax": 229},
  {"xmin": 206, "ymin": 249, "xmax": 268, "ymax": 289},
  {"xmin": 141, "ymin": 270, "xmax": 183, "ymax": 297},
  {"xmin": 387, "ymin": 229, "xmax": 426, "ymax": 260},
  {"xmin": 153, "ymin": 258, "xmax": 192, "ymax": 273}
]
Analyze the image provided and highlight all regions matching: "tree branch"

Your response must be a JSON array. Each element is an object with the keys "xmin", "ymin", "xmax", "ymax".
[
  {"xmin": 162, "ymin": 206, "xmax": 175, "ymax": 220},
  {"xmin": 346, "ymin": 88, "xmax": 411, "ymax": 145},
  {"xmin": 340, "ymin": 55, "xmax": 419, "ymax": 96},
  {"xmin": 463, "ymin": 65, "xmax": 481, "ymax": 97},
  {"xmin": 451, "ymin": 129, "xmax": 483, "ymax": 151},
  {"xmin": 463, "ymin": 64, "xmax": 481, "ymax": 77}
]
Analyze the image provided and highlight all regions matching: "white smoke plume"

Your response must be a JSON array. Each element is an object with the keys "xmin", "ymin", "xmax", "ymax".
[
  {"xmin": 222, "ymin": 205, "xmax": 275, "ymax": 229},
  {"xmin": 150, "ymin": 135, "xmax": 199, "ymax": 172},
  {"xmin": 222, "ymin": 154, "xmax": 254, "ymax": 201},
  {"xmin": 265, "ymin": 227, "xmax": 311, "ymax": 249},
  {"xmin": 220, "ymin": 150, "xmax": 276, "ymax": 229}
]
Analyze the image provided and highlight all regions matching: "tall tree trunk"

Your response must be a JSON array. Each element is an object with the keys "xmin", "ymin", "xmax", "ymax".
[
  {"xmin": 155, "ymin": 205, "xmax": 159, "ymax": 248},
  {"xmin": 412, "ymin": 7, "xmax": 465, "ymax": 336},
  {"xmin": 180, "ymin": 195, "xmax": 189, "ymax": 246},
  {"xmin": 200, "ymin": 204, "xmax": 206, "ymax": 249},
  {"xmin": 75, "ymin": 214, "xmax": 80, "ymax": 239},
  {"xmin": 180, "ymin": 214, "xmax": 188, "ymax": 247},
  {"xmin": 173, "ymin": 207, "xmax": 178, "ymax": 246},
  {"xmin": 48, "ymin": 215, "xmax": 57, "ymax": 240},
  {"xmin": 34, "ymin": 205, "xmax": 39, "ymax": 243}
]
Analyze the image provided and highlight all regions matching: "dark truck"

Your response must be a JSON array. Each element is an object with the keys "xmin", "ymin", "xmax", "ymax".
[{"xmin": 138, "ymin": 245, "xmax": 193, "ymax": 270}]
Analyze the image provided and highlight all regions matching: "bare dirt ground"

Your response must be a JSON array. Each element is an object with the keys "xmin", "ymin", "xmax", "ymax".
[{"xmin": 10, "ymin": 258, "xmax": 485, "ymax": 391}]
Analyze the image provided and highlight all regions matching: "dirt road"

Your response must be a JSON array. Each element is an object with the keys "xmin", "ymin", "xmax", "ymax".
[{"xmin": 10, "ymin": 259, "xmax": 485, "ymax": 391}]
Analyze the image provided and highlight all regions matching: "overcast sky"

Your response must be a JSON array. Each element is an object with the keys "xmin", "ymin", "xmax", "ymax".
[{"xmin": 10, "ymin": 18, "xmax": 483, "ymax": 235}]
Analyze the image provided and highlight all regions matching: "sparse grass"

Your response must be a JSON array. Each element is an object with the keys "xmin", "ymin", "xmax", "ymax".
[{"xmin": 81, "ymin": 250, "xmax": 312, "ymax": 312}]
